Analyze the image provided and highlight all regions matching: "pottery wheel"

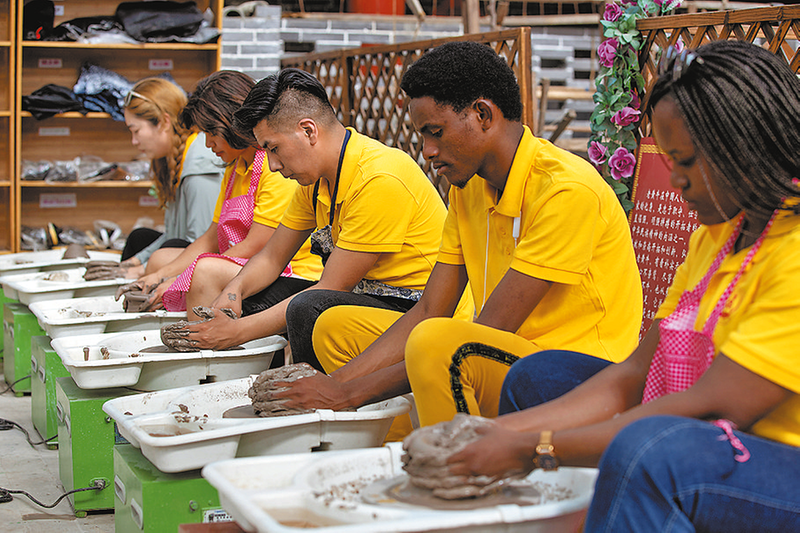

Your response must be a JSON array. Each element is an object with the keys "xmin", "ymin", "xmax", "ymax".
[
  {"xmin": 360, "ymin": 475, "xmax": 542, "ymax": 511},
  {"xmin": 222, "ymin": 404, "xmax": 259, "ymax": 418}
]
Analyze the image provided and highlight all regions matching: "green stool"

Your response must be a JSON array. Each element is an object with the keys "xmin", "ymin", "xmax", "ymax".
[
  {"xmin": 114, "ymin": 444, "xmax": 230, "ymax": 532},
  {"xmin": 31, "ymin": 335, "xmax": 70, "ymax": 448},
  {"xmin": 56, "ymin": 377, "xmax": 139, "ymax": 515},
  {"xmin": 0, "ymin": 292, "xmax": 17, "ymax": 359},
  {"xmin": 3, "ymin": 302, "xmax": 44, "ymax": 394}
]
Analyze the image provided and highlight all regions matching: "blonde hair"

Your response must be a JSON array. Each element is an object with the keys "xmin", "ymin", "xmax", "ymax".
[{"xmin": 125, "ymin": 78, "xmax": 190, "ymax": 208}]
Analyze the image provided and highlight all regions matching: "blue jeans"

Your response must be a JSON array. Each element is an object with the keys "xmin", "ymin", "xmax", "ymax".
[
  {"xmin": 585, "ymin": 415, "xmax": 800, "ymax": 532},
  {"xmin": 498, "ymin": 350, "xmax": 614, "ymax": 414}
]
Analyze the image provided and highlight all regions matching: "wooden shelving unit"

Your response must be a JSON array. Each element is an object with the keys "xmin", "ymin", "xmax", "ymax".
[
  {"xmin": 0, "ymin": 0, "xmax": 14, "ymax": 252},
  {"xmin": 13, "ymin": 0, "xmax": 223, "ymax": 252}
]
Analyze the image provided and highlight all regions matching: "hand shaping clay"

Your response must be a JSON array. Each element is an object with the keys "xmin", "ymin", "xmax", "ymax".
[
  {"xmin": 402, "ymin": 414, "xmax": 510, "ymax": 500},
  {"xmin": 159, "ymin": 306, "xmax": 237, "ymax": 352},
  {"xmin": 248, "ymin": 363, "xmax": 318, "ymax": 417}
]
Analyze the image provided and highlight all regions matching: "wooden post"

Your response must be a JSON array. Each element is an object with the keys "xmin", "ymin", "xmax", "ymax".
[{"xmin": 463, "ymin": 0, "xmax": 481, "ymax": 34}]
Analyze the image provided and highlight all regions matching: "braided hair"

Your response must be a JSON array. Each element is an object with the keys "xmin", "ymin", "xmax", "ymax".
[
  {"xmin": 648, "ymin": 40, "xmax": 800, "ymax": 215},
  {"xmin": 125, "ymin": 78, "xmax": 190, "ymax": 208},
  {"xmin": 181, "ymin": 70, "xmax": 256, "ymax": 153}
]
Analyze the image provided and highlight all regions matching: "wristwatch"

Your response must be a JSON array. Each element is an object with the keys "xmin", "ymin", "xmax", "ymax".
[{"xmin": 534, "ymin": 430, "xmax": 560, "ymax": 471}]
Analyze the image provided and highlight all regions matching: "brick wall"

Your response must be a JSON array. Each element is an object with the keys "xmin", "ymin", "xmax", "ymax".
[{"xmin": 220, "ymin": 7, "xmax": 599, "ymax": 142}]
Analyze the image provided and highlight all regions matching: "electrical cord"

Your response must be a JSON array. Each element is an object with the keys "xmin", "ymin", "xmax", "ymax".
[
  {"xmin": 0, "ymin": 374, "xmax": 32, "ymax": 395},
  {"xmin": 0, "ymin": 418, "xmax": 57, "ymax": 446},
  {"xmin": 0, "ymin": 479, "xmax": 106, "ymax": 507}
]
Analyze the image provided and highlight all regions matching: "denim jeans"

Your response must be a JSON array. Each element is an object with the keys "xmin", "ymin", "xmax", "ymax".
[
  {"xmin": 585, "ymin": 415, "xmax": 800, "ymax": 532},
  {"xmin": 285, "ymin": 289, "xmax": 416, "ymax": 372},
  {"xmin": 498, "ymin": 350, "xmax": 614, "ymax": 414}
]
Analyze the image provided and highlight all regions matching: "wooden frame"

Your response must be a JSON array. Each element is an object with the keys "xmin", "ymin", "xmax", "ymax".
[
  {"xmin": 635, "ymin": 5, "xmax": 800, "ymax": 137},
  {"xmin": 12, "ymin": 0, "xmax": 223, "ymax": 252},
  {"xmin": 0, "ymin": 0, "xmax": 13, "ymax": 252},
  {"xmin": 282, "ymin": 27, "xmax": 532, "ymax": 199}
]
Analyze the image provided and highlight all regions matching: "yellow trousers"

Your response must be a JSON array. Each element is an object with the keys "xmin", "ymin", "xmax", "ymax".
[{"xmin": 313, "ymin": 307, "xmax": 537, "ymax": 437}]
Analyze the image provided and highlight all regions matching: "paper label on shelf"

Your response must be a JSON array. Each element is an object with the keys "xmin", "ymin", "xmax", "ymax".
[
  {"xmin": 38, "ymin": 58, "xmax": 62, "ymax": 69},
  {"xmin": 139, "ymin": 196, "xmax": 159, "ymax": 207},
  {"xmin": 38, "ymin": 127, "xmax": 70, "ymax": 137},
  {"xmin": 149, "ymin": 59, "xmax": 174, "ymax": 70},
  {"xmin": 40, "ymin": 193, "xmax": 77, "ymax": 209}
]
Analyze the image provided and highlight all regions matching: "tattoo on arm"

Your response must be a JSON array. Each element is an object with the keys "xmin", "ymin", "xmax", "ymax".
[{"xmin": 227, "ymin": 293, "xmax": 237, "ymax": 301}]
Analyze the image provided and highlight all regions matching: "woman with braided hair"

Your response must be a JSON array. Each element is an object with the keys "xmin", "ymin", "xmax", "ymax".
[
  {"xmin": 118, "ymin": 77, "xmax": 223, "ymax": 278},
  {"xmin": 432, "ymin": 40, "xmax": 800, "ymax": 532}
]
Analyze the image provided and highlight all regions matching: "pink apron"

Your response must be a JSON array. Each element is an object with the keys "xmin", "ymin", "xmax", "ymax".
[
  {"xmin": 642, "ymin": 213, "xmax": 775, "ymax": 403},
  {"xmin": 162, "ymin": 151, "xmax": 291, "ymax": 311}
]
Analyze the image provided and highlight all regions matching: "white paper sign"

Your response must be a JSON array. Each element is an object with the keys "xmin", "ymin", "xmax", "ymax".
[{"xmin": 40, "ymin": 193, "xmax": 77, "ymax": 209}]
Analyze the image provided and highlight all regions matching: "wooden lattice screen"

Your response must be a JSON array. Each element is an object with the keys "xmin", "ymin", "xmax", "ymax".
[
  {"xmin": 636, "ymin": 5, "xmax": 800, "ymax": 137},
  {"xmin": 281, "ymin": 28, "xmax": 532, "ymax": 199}
]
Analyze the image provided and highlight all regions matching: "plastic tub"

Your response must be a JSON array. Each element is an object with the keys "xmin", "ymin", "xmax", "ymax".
[
  {"xmin": 103, "ymin": 377, "xmax": 410, "ymax": 473},
  {"xmin": 51, "ymin": 330, "xmax": 286, "ymax": 391},
  {"xmin": 0, "ymin": 249, "xmax": 121, "ymax": 276},
  {"xmin": 0, "ymin": 267, "xmax": 129, "ymax": 304},
  {"xmin": 202, "ymin": 443, "xmax": 598, "ymax": 533},
  {"xmin": 29, "ymin": 295, "xmax": 184, "ymax": 339}
]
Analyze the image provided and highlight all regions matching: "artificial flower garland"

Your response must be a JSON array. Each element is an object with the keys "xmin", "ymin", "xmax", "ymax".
[{"xmin": 589, "ymin": 0, "xmax": 683, "ymax": 211}]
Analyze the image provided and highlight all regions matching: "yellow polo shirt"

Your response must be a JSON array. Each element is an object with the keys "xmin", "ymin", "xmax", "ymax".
[
  {"xmin": 655, "ymin": 211, "xmax": 800, "ymax": 446},
  {"xmin": 213, "ymin": 156, "xmax": 322, "ymax": 282},
  {"xmin": 437, "ymin": 126, "xmax": 641, "ymax": 362},
  {"xmin": 280, "ymin": 128, "xmax": 447, "ymax": 291}
]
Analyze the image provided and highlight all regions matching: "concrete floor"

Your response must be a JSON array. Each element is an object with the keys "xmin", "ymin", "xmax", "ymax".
[{"xmin": 0, "ymin": 368, "xmax": 115, "ymax": 533}]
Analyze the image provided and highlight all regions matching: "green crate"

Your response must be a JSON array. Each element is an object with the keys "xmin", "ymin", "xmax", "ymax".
[
  {"xmin": 3, "ymin": 302, "xmax": 44, "ymax": 394},
  {"xmin": 114, "ymin": 444, "xmax": 230, "ymax": 532},
  {"xmin": 55, "ymin": 377, "xmax": 139, "ymax": 515},
  {"xmin": 31, "ymin": 335, "xmax": 70, "ymax": 448}
]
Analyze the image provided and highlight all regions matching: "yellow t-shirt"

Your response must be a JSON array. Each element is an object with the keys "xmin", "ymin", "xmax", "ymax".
[
  {"xmin": 655, "ymin": 211, "xmax": 800, "ymax": 446},
  {"xmin": 280, "ymin": 128, "xmax": 447, "ymax": 291},
  {"xmin": 213, "ymin": 156, "xmax": 322, "ymax": 282},
  {"xmin": 437, "ymin": 126, "xmax": 642, "ymax": 362}
]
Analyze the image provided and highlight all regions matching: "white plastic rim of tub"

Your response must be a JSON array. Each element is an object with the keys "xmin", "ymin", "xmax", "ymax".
[
  {"xmin": 0, "ymin": 268, "xmax": 129, "ymax": 304},
  {"xmin": 103, "ymin": 377, "xmax": 410, "ymax": 450},
  {"xmin": 52, "ymin": 330, "xmax": 287, "ymax": 368},
  {"xmin": 29, "ymin": 295, "xmax": 184, "ymax": 338},
  {"xmin": 201, "ymin": 445, "xmax": 598, "ymax": 533},
  {"xmin": 0, "ymin": 249, "xmax": 121, "ymax": 275}
]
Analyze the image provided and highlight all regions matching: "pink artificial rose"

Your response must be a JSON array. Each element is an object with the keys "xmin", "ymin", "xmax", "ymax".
[
  {"xmin": 611, "ymin": 107, "xmax": 641, "ymax": 127},
  {"xmin": 673, "ymin": 38, "xmax": 684, "ymax": 53},
  {"xmin": 598, "ymin": 38, "xmax": 619, "ymax": 68},
  {"xmin": 608, "ymin": 147, "xmax": 637, "ymax": 180},
  {"xmin": 629, "ymin": 90, "xmax": 640, "ymax": 110},
  {"xmin": 603, "ymin": 2, "xmax": 623, "ymax": 21},
  {"xmin": 588, "ymin": 141, "xmax": 609, "ymax": 166}
]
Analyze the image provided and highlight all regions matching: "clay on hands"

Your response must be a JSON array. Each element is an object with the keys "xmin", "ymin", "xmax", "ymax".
[
  {"xmin": 114, "ymin": 281, "xmax": 155, "ymax": 313},
  {"xmin": 248, "ymin": 363, "xmax": 318, "ymax": 417},
  {"xmin": 159, "ymin": 306, "xmax": 237, "ymax": 352},
  {"xmin": 402, "ymin": 414, "xmax": 512, "ymax": 500}
]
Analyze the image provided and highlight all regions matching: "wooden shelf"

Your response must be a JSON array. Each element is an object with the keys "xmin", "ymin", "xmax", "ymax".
[
  {"xmin": 20, "ymin": 180, "xmax": 154, "ymax": 188},
  {"xmin": 22, "ymin": 41, "xmax": 218, "ymax": 51},
  {"xmin": 21, "ymin": 111, "xmax": 114, "ymax": 119},
  {"xmin": 11, "ymin": 0, "xmax": 223, "ymax": 250}
]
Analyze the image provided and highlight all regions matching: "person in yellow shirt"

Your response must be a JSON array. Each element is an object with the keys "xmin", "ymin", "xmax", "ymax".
[
  {"xmin": 270, "ymin": 41, "xmax": 642, "ymax": 431},
  {"xmin": 181, "ymin": 69, "xmax": 453, "ymax": 370},
  {"xmin": 442, "ymin": 40, "xmax": 800, "ymax": 533},
  {"xmin": 125, "ymin": 71, "xmax": 322, "ymax": 316}
]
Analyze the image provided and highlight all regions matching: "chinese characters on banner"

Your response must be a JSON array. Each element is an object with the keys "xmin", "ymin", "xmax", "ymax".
[{"xmin": 629, "ymin": 138, "xmax": 700, "ymax": 338}]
